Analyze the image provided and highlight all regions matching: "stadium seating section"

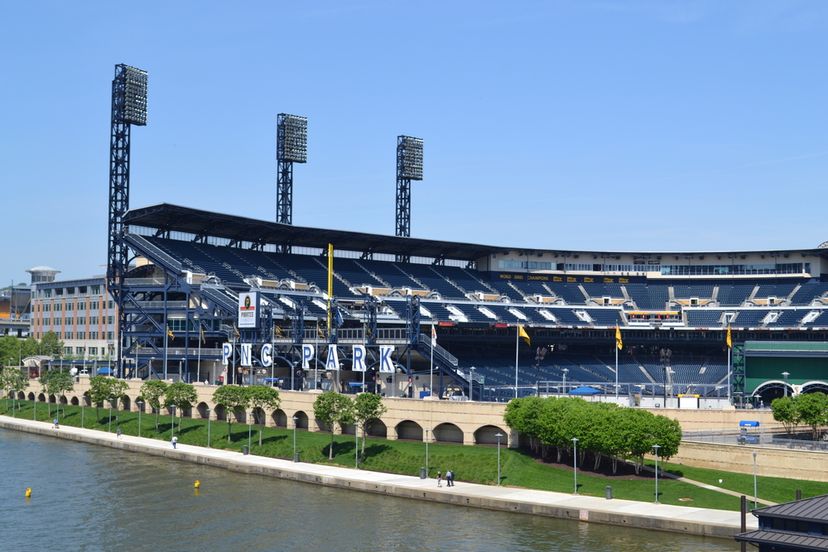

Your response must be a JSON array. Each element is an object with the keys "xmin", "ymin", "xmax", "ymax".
[{"xmin": 143, "ymin": 237, "xmax": 828, "ymax": 329}]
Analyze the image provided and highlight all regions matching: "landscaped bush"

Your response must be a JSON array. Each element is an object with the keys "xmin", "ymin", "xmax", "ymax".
[{"xmin": 504, "ymin": 397, "xmax": 681, "ymax": 474}]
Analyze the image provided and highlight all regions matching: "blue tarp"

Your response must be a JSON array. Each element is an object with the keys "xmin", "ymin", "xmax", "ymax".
[
  {"xmin": 97, "ymin": 367, "xmax": 112, "ymax": 375},
  {"xmin": 569, "ymin": 386, "xmax": 601, "ymax": 395}
]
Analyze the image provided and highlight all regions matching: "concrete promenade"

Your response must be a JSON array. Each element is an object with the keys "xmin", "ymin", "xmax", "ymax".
[{"xmin": 0, "ymin": 415, "xmax": 755, "ymax": 540}]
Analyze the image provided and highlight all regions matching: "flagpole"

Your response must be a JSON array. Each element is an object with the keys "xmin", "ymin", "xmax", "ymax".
[
  {"xmin": 197, "ymin": 330, "xmax": 202, "ymax": 382},
  {"xmin": 429, "ymin": 323, "xmax": 434, "ymax": 399},
  {"xmin": 727, "ymin": 347, "xmax": 731, "ymax": 404},
  {"xmin": 514, "ymin": 325, "xmax": 519, "ymax": 399},
  {"xmin": 615, "ymin": 341, "xmax": 619, "ymax": 399}
]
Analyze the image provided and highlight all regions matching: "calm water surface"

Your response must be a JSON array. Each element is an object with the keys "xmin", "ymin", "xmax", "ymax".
[{"xmin": 1, "ymin": 429, "xmax": 738, "ymax": 551}]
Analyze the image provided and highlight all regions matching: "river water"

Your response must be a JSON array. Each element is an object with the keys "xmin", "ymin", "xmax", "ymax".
[{"xmin": 2, "ymin": 429, "xmax": 738, "ymax": 551}]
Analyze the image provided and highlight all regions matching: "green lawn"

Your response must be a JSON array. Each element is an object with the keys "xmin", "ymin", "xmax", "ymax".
[{"xmin": 3, "ymin": 398, "xmax": 827, "ymax": 511}]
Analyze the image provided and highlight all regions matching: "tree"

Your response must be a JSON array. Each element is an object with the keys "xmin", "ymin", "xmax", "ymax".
[
  {"xmin": 1, "ymin": 366, "xmax": 28, "ymax": 413},
  {"xmin": 248, "ymin": 385, "xmax": 280, "ymax": 446},
  {"xmin": 213, "ymin": 385, "xmax": 250, "ymax": 441},
  {"xmin": 88, "ymin": 376, "xmax": 128, "ymax": 419},
  {"xmin": 353, "ymin": 392, "xmax": 387, "ymax": 456},
  {"xmin": 40, "ymin": 369, "xmax": 73, "ymax": 419},
  {"xmin": 164, "ymin": 382, "xmax": 198, "ymax": 435},
  {"xmin": 795, "ymin": 392, "xmax": 828, "ymax": 440},
  {"xmin": 39, "ymin": 332, "xmax": 64, "ymax": 357},
  {"xmin": 139, "ymin": 380, "xmax": 169, "ymax": 429},
  {"xmin": 313, "ymin": 391, "xmax": 354, "ymax": 459},
  {"xmin": 771, "ymin": 396, "xmax": 799, "ymax": 435}
]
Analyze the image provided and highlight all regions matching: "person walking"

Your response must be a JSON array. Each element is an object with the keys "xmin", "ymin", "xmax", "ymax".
[
  {"xmin": 446, "ymin": 470, "xmax": 454, "ymax": 487},
  {"xmin": 53, "ymin": 417, "xmax": 59, "ymax": 429},
  {"xmin": 436, "ymin": 471, "xmax": 442, "ymax": 488},
  {"xmin": 171, "ymin": 435, "xmax": 178, "ymax": 449}
]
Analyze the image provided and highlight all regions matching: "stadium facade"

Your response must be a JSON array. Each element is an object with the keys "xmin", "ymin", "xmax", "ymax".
[{"xmin": 110, "ymin": 203, "xmax": 828, "ymax": 404}]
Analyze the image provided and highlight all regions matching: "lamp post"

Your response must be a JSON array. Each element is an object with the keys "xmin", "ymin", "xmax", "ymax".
[
  {"xmin": 425, "ymin": 429, "xmax": 430, "ymax": 477},
  {"xmin": 206, "ymin": 407, "xmax": 212, "ymax": 448},
  {"xmin": 108, "ymin": 397, "xmax": 115, "ymax": 432},
  {"xmin": 495, "ymin": 432, "xmax": 503, "ymax": 486},
  {"xmin": 136, "ymin": 400, "xmax": 144, "ymax": 438},
  {"xmin": 170, "ymin": 405, "xmax": 176, "ymax": 438},
  {"xmin": 752, "ymin": 451, "xmax": 758, "ymax": 509},
  {"xmin": 652, "ymin": 444, "xmax": 661, "ymax": 504},
  {"xmin": 292, "ymin": 415, "xmax": 299, "ymax": 462},
  {"xmin": 355, "ymin": 426, "xmax": 359, "ymax": 469},
  {"xmin": 571, "ymin": 437, "xmax": 579, "ymax": 495},
  {"xmin": 782, "ymin": 371, "xmax": 790, "ymax": 398},
  {"xmin": 469, "ymin": 367, "xmax": 476, "ymax": 401},
  {"xmin": 562, "ymin": 368, "xmax": 568, "ymax": 395}
]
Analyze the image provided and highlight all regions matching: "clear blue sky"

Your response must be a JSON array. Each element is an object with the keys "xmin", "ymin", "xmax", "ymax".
[{"xmin": 2, "ymin": 1, "xmax": 827, "ymax": 284}]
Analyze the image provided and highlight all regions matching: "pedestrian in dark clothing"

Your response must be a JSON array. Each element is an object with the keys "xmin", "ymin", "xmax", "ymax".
[{"xmin": 446, "ymin": 470, "xmax": 454, "ymax": 487}]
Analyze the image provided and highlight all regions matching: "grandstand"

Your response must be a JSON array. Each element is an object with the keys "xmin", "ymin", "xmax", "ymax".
[{"xmin": 106, "ymin": 203, "xmax": 828, "ymax": 404}]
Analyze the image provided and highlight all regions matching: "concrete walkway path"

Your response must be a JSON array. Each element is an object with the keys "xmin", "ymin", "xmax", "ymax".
[{"xmin": 0, "ymin": 416, "xmax": 756, "ymax": 539}]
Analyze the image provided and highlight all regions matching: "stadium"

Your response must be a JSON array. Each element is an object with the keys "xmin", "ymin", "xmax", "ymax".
[{"xmin": 99, "ymin": 65, "xmax": 828, "ymax": 408}]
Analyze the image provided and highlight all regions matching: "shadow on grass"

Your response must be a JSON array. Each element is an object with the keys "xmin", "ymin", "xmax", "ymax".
[
  {"xmin": 260, "ymin": 434, "xmax": 288, "ymax": 445},
  {"xmin": 361, "ymin": 443, "xmax": 390, "ymax": 459}
]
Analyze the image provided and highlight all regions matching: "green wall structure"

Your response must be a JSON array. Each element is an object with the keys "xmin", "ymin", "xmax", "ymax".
[{"xmin": 744, "ymin": 341, "xmax": 828, "ymax": 394}]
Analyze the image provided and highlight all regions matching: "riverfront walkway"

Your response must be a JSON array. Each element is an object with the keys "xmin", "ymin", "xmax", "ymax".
[{"xmin": 0, "ymin": 416, "xmax": 756, "ymax": 539}]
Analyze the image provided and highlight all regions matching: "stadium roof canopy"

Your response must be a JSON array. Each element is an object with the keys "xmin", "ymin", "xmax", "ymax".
[
  {"xmin": 125, "ymin": 204, "xmax": 507, "ymax": 261},
  {"xmin": 125, "ymin": 203, "xmax": 828, "ymax": 262}
]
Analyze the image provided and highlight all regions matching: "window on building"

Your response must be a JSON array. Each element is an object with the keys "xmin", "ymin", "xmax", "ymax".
[
  {"xmin": 88, "ymin": 347, "xmax": 98, "ymax": 356},
  {"xmin": 75, "ymin": 347, "xmax": 84, "ymax": 355}
]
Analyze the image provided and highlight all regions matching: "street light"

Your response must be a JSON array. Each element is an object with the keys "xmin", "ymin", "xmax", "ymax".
[
  {"xmin": 495, "ymin": 432, "xmax": 504, "ymax": 485},
  {"xmin": 425, "ymin": 429, "xmax": 430, "ymax": 477},
  {"xmin": 652, "ymin": 444, "xmax": 661, "ymax": 504},
  {"xmin": 136, "ymin": 399, "xmax": 144, "ymax": 438},
  {"xmin": 206, "ymin": 407, "xmax": 212, "ymax": 448},
  {"xmin": 571, "ymin": 437, "xmax": 579, "ymax": 495},
  {"xmin": 292, "ymin": 415, "xmax": 299, "ymax": 462},
  {"xmin": 108, "ymin": 396, "xmax": 116, "ymax": 432},
  {"xmin": 469, "ymin": 367, "xmax": 476, "ymax": 401},
  {"xmin": 782, "ymin": 372, "xmax": 790, "ymax": 398},
  {"xmin": 562, "ymin": 368, "xmax": 568, "ymax": 395},
  {"xmin": 752, "ymin": 451, "xmax": 758, "ymax": 509}
]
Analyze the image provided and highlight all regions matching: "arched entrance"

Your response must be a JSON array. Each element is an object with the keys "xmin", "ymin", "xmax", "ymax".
[
  {"xmin": 801, "ymin": 381, "xmax": 828, "ymax": 394},
  {"xmin": 433, "ymin": 422, "xmax": 463, "ymax": 443},
  {"xmin": 365, "ymin": 418, "xmax": 387, "ymax": 438},
  {"xmin": 753, "ymin": 380, "xmax": 793, "ymax": 404},
  {"xmin": 294, "ymin": 411, "xmax": 309, "ymax": 429},
  {"xmin": 395, "ymin": 420, "xmax": 423, "ymax": 441},
  {"xmin": 474, "ymin": 425, "xmax": 507, "ymax": 445},
  {"xmin": 196, "ymin": 402, "xmax": 210, "ymax": 419},
  {"xmin": 272, "ymin": 409, "xmax": 287, "ymax": 428}
]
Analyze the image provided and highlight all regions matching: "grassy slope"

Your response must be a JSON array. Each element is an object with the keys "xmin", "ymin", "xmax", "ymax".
[{"xmin": 3, "ymin": 399, "xmax": 826, "ymax": 511}]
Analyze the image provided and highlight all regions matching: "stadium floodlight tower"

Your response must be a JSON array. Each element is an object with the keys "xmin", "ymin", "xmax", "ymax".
[
  {"xmin": 276, "ymin": 114, "xmax": 308, "ymax": 251},
  {"xmin": 106, "ymin": 64, "xmax": 147, "ymax": 376},
  {"xmin": 395, "ymin": 135, "xmax": 423, "ymax": 263}
]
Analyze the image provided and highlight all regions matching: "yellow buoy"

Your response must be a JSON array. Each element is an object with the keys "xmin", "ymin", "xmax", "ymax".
[
  {"xmin": 25, "ymin": 487, "xmax": 32, "ymax": 498},
  {"xmin": 194, "ymin": 480, "xmax": 201, "ymax": 489}
]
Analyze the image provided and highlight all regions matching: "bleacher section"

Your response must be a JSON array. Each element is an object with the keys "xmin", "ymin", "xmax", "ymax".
[
  {"xmin": 790, "ymin": 281, "xmax": 828, "ymax": 305},
  {"xmin": 717, "ymin": 283, "xmax": 756, "ymax": 306},
  {"xmin": 686, "ymin": 310, "xmax": 723, "ymax": 327},
  {"xmin": 140, "ymin": 237, "xmax": 827, "ymax": 330}
]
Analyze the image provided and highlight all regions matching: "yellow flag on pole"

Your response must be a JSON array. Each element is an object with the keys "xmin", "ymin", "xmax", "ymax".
[
  {"xmin": 615, "ymin": 325, "xmax": 623, "ymax": 351},
  {"xmin": 726, "ymin": 325, "xmax": 732, "ymax": 349},
  {"xmin": 518, "ymin": 325, "xmax": 531, "ymax": 347}
]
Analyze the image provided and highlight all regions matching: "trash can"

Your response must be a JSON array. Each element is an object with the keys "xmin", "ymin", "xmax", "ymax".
[
  {"xmin": 293, "ymin": 451, "xmax": 300, "ymax": 463},
  {"xmin": 242, "ymin": 445, "xmax": 249, "ymax": 455},
  {"xmin": 419, "ymin": 467, "xmax": 427, "ymax": 479},
  {"xmin": 605, "ymin": 485, "xmax": 613, "ymax": 500}
]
